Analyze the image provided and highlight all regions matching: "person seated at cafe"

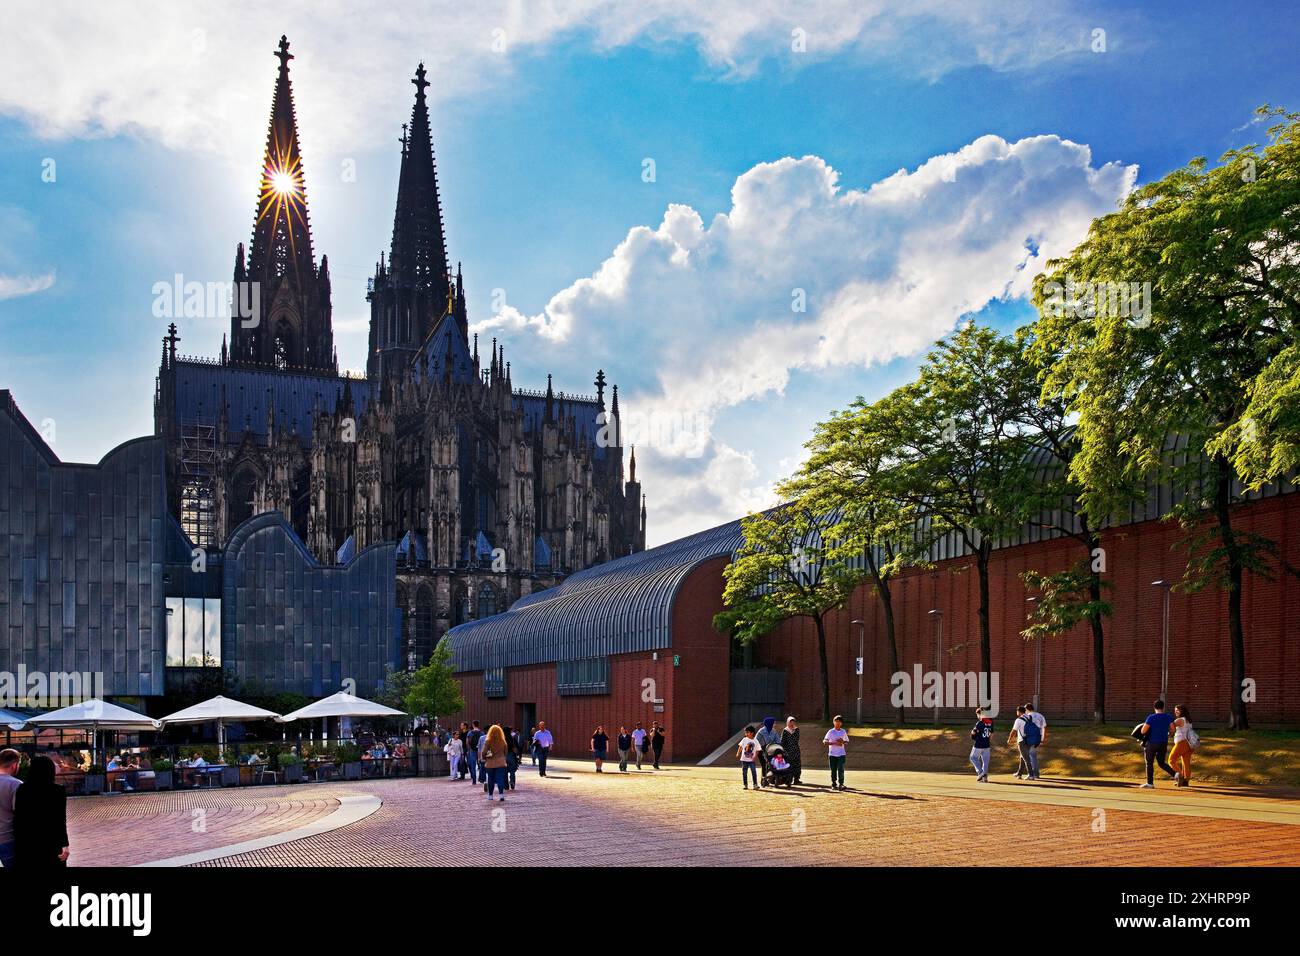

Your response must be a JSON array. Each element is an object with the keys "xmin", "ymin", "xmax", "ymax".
[
  {"xmin": 187, "ymin": 752, "xmax": 208, "ymax": 787},
  {"xmin": 106, "ymin": 753, "xmax": 133, "ymax": 791}
]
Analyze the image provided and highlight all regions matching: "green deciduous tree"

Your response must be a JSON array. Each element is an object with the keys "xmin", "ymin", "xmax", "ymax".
[
  {"xmin": 870, "ymin": 323, "xmax": 1040, "ymax": 678},
  {"xmin": 402, "ymin": 641, "xmax": 465, "ymax": 721},
  {"xmin": 1031, "ymin": 107, "xmax": 1300, "ymax": 728},
  {"xmin": 783, "ymin": 397, "xmax": 930, "ymax": 723},
  {"xmin": 715, "ymin": 504, "xmax": 865, "ymax": 720}
]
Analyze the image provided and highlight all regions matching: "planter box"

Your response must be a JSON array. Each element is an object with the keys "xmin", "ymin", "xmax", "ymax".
[
  {"xmin": 84, "ymin": 774, "xmax": 106, "ymax": 795},
  {"xmin": 282, "ymin": 763, "xmax": 303, "ymax": 784},
  {"xmin": 154, "ymin": 770, "xmax": 173, "ymax": 791},
  {"xmin": 220, "ymin": 766, "xmax": 240, "ymax": 787},
  {"xmin": 343, "ymin": 761, "xmax": 362, "ymax": 781}
]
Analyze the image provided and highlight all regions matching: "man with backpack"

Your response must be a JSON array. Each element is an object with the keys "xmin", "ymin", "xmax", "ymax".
[
  {"xmin": 464, "ymin": 721, "xmax": 483, "ymax": 785},
  {"xmin": 1007, "ymin": 705, "xmax": 1041, "ymax": 780},
  {"xmin": 1025, "ymin": 703, "xmax": 1047, "ymax": 775}
]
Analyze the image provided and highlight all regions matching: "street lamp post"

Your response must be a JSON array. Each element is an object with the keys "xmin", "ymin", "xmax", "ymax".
[
  {"xmin": 1026, "ymin": 596, "xmax": 1041, "ymax": 711},
  {"xmin": 928, "ymin": 609, "xmax": 943, "ymax": 725},
  {"xmin": 1151, "ymin": 580, "xmax": 1171, "ymax": 701},
  {"xmin": 851, "ymin": 619, "xmax": 866, "ymax": 725}
]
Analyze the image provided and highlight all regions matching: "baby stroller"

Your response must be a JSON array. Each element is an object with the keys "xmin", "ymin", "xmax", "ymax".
[{"xmin": 763, "ymin": 744, "xmax": 795, "ymax": 788}]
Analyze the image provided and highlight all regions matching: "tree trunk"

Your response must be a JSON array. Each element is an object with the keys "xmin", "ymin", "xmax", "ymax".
[
  {"xmin": 977, "ymin": 546, "xmax": 992, "ymax": 677},
  {"xmin": 1214, "ymin": 457, "xmax": 1249, "ymax": 730},
  {"xmin": 879, "ymin": 582, "xmax": 905, "ymax": 725},
  {"xmin": 1085, "ymin": 527, "xmax": 1107, "ymax": 724},
  {"xmin": 814, "ymin": 612, "xmax": 831, "ymax": 722}
]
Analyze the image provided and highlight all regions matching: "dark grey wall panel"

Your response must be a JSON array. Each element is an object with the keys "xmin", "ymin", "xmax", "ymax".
[
  {"xmin": 0, "ymin": 390, "xmax": 167, "ymax": 697},
  {"xmin": 221, "ymin": 511, "xmax": 398, "ymax": 697}
]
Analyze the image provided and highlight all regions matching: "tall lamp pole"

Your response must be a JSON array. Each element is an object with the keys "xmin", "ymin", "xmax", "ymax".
[
  {"xmin": 1151, "ymin": 580, "xmax": 1171, "ymax": 701},
  {"xmin": 851, "ymin": 619, "xmax": 866, "ymax": 725},
  {"xmin": 928, "ymin": 609, "xmax": 943, "ymax": 725},
  {"xmin": 1025, "ymin": 596, "xmax": 1041, "ymax": 711}
]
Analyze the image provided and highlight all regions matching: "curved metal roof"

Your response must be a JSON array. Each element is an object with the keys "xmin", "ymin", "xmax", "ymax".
[{"xmin": 446, "ymin": 518, "xmax": 745, "ymax": 671}]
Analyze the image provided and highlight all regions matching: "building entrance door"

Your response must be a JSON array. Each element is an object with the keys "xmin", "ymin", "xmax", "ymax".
[{"xmin": 518, "ymin": 702, "xmax": 537, "ymax": 734}]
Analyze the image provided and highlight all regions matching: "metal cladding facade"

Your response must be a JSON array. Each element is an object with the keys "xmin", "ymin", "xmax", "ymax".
[
  {"xmin": 0, "ymin": 391, "xmax": 168, "ymax": 697},
  {"xmin": 221, "ymin": 511, "xmax": 399, "ymax": 696},
  {"xmin": 446, "ymin": 518, "xmax": 746, "ymax": 672}
]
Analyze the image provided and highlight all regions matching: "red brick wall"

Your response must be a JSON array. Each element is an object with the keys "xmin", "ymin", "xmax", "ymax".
[
  {"xmin": 754, "ymin": 494, "xmax": 1300, "ymax": 726},
  {"xmin": 447, "ymin": 556, "xmax": 734, "ymax": 761}
]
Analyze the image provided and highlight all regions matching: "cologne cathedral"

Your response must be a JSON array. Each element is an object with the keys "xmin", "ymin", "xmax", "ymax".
[{"xmin": 153, "ymin": 37, "xmax": 646, "ymax": 666}]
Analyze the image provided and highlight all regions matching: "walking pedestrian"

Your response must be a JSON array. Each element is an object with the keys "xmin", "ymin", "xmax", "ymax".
[
  {"xmin": 477, "ymin": 723, "xmax": 491, "ymax": 790},
  {"xmin": 527, "ymin": 726, "xmax": 538, "ymax": 766},
  {"xmin": 534, "ymin": 721, "xmax": 554, "ymax": 777},
  {"xmin": 650, "ymin": 722, "xmax": 666, "ymax": 770},
  {"xmin": 780, "ymin": 717, "xmax": 802, "ymax": 784},
  {"xmin": 0, "ymin": 748, "xmax": 21, "ymax": 868},
  {"xmin": 482, "ymin": 725, "xmax": 509, "ymax": 802},
  {"xmin": 1168, "ymin": 704, "xmax": 1197, "ymax": 787},
  {"xmin": 969, "ymin": 707, "xmax": 993, "ymax": 782},
  {"xmin": 1007, "ymin": 705, "xmax": 1040, "ymax": 780},
  {"xmin": 1138, "ymin": 699, "xmax": 1178, "ymax": 789},
  {"xmin": 444, "ymin": 731, "xmax": 465, "ymax": 781},
  {"xmin": 1025, "ymin": 702, "xmax": 1047, "ymax": 776},
  {"xmin": 503, "ymin": 725, "xmax": 520, "ymax": 790},
  {"xmin": 737, "ymin": 726, "xmax": 762, "ymax": 790},
  {"xmin": 631, "ymin": 722, "xmax": 647, "ymax": 770},
  {"xmin": 12, "ymin": 755, "xmax": 69, "ymax": 868},
  {"xmin": 823, "ymin": 715, "xmax": 849, "ymax": 791},
  {"xmin": 616, "ymin": 726, "xmax": 633, "ymax": 772},
  {"xmin": 465, "ymin": 721, "xmax": 482, "ymax": 784},
  {"xmin": 591, "ymin": 725, "xmax": 609, "ymax": 772}
]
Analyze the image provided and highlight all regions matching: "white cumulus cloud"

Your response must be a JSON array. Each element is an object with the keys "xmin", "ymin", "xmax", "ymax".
[{"xmin": 478, "ymin": 135, "xmax": 1137, "ymax": 543}]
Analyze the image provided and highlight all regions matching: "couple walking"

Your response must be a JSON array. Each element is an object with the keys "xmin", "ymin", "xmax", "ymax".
[{"xmin": 1135, "ymin": 699, "xmax": 1197, "ymax": 788}]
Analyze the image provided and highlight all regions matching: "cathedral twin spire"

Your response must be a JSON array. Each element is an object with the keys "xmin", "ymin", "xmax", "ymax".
[{"xmin": 230, "ymin": 35, "xmax": 333, "ymax": 372}]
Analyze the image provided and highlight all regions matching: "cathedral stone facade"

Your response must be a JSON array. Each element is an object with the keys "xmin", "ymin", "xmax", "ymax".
[{"xmin": 153, "ymin": 37, "xmax": 646, "ymax": 669}]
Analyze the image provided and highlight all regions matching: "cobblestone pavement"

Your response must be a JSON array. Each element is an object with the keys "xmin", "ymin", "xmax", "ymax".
[{"xmin": 66, "ymin": 761, "xmax": 1300, "ymax": 867}]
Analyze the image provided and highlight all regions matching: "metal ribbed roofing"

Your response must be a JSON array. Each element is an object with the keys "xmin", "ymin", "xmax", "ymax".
[{"xmin": 446, "ymin": 518, "xmax": 746, "ymax": 671}]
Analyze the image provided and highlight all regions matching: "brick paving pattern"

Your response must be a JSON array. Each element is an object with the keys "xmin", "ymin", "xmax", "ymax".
[{"xmin": 64, "ymin": 762, "xmax": 1300, "ymax": 867}]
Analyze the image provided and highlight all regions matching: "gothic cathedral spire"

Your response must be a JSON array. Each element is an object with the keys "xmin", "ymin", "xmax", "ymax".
[
  {"xmin": 230, "ymin": 35, "xmax": 334, "ymax": 372},
  {"xmin": 368, "ymin": 62, "xmax": 455, "ymax": 380}
]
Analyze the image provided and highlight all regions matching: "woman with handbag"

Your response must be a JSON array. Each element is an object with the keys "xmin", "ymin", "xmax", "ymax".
[{"xmin": 1168, "ymin": 704, "xmax": 1197, "ymax": 787}]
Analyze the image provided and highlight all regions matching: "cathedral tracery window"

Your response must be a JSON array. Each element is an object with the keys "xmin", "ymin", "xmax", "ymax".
[{"xmin": 273, "ymin": 317, "xmax": 294, "ymax": 369}]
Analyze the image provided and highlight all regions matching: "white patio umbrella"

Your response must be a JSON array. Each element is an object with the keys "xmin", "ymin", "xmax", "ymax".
[
  {"xmin": 275, "ymin": 690, "xmax": 405, "ymax": 722},
  {"xmin": 159, "ymin": 695, "xmax": 281, "ymax": 760},
  {"xmin": 276, "ymin": 691, "xmax": 405, "ymax": 748},
  {"xmin": 21, "ymin": 698, "xmax": 161, "ymax": 765}
]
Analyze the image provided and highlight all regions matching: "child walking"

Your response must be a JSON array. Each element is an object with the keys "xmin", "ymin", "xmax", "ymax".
[
  {"xmin": 969, "ymin": 707, "xmax": 993, "ymax": 782},
  {"xmin": 737, "ymin": 726, "xmax": 762, "ymax": 790}
]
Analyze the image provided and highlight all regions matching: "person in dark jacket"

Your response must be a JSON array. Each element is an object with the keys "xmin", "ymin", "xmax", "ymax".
[
  {"xmin": 13, "ymin": 755, "xmax": 69, "ymax": 868},
  {"xmin": 650, "ymin": 723, "xmax": 666, "ymax": 770}
]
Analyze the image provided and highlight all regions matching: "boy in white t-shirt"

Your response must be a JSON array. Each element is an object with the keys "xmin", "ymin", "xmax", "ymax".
[
  {"xmin": 823, "ymin": 715, "xmax": 850, "ymax": 791},
  {"xmin": 737, "ymin": 726, "xmax": 762, "ymax": 790}
]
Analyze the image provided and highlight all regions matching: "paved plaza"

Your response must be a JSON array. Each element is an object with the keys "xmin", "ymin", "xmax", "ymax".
[{"xmin": 64, "ymin": 760, "xmax": 1300, "ymax": 868}]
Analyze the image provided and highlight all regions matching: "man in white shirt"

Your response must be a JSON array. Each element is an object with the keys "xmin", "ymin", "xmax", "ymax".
[
  {"xmin": 534, "ymin": 721, "xmax": 554, "ymax": 777},
  {"xmin": 630, "ymin": 722, "xmax": 647, "ymax": 770},
  {"xmin": 823, "ymin": 715, "xmax": 850, "ymax": 791}
]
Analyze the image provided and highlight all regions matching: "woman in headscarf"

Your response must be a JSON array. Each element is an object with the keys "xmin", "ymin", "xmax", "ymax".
[
  {"xmin": 780, "ymin": 717, "xmax": 802, "ymax": 785},
  {"xmin": 755, "ymin": 716, "xmax": 781, "ymax": 784},
  {"xmin": 482, "ymin": 725, "xmax": 509, "ymax": 802}
]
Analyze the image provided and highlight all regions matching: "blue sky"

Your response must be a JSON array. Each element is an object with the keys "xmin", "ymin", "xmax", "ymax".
[{"xmin": 1, "ymin": 1, "xmax": 1298, "ymax": 544}]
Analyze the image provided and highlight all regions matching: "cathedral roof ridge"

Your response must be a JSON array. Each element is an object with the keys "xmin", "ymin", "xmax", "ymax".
[{"xmin": 512, "ymin": 386, "xmax": 598, "ymax": 404}]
